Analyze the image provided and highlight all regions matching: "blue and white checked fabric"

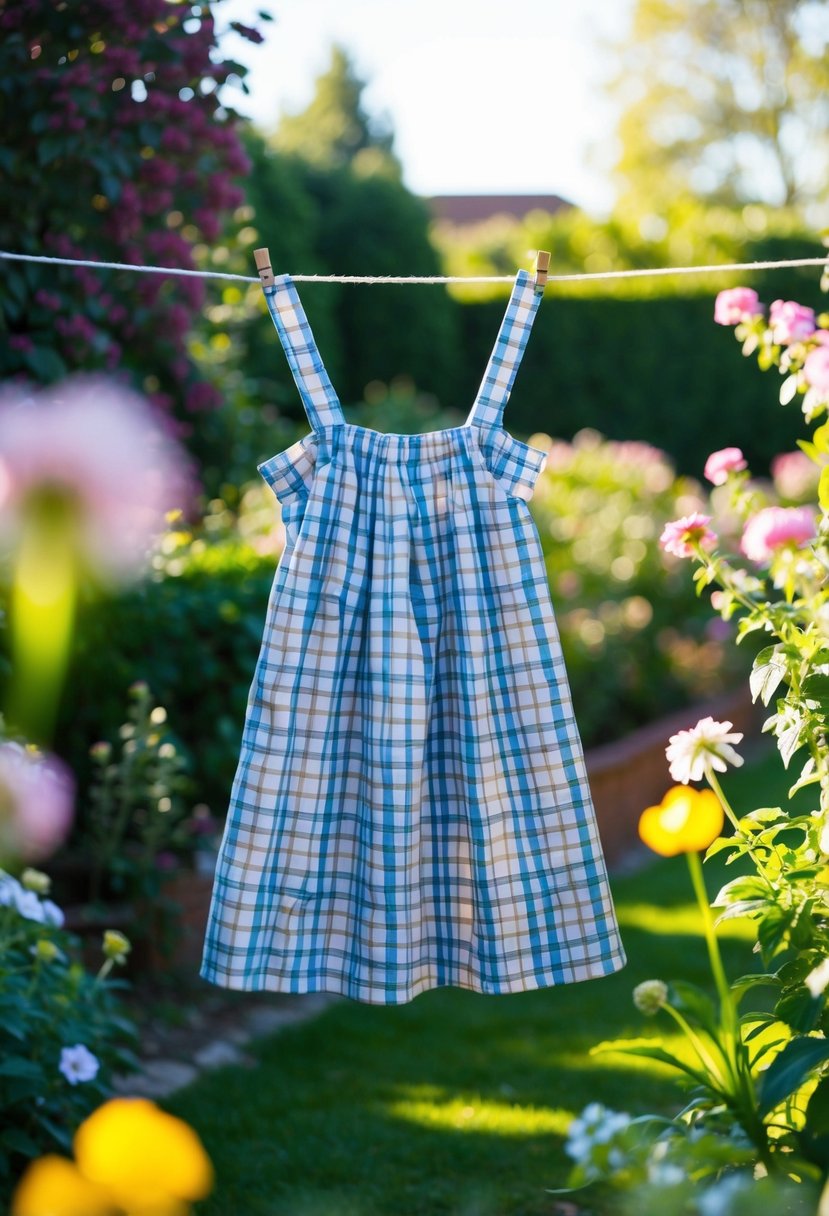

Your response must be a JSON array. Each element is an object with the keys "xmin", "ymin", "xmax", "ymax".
[{"xmin": 200, "ymin": 269, "xmax": 627, "ymax": 1004}]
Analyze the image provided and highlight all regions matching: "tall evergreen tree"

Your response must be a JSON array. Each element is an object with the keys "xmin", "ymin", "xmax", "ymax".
[{"xmin": 273, "ymin": 44, "xmax": 400, "ymax": 178}]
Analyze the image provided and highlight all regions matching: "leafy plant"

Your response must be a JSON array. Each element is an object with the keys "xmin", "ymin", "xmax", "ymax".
[
  {"xmin": 558, "ymin": 269, "xmax": 829, "ymax": 1212},
  {"xmin": 0, "ymin": 869, "xmax": 138, "ymax": 1201},
  {"xmin": 83, "ymin": 681, "xmax": 215, "ymax": 914}
]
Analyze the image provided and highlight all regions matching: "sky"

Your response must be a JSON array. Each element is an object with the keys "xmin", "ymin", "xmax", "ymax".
[{"xmin": 218, "ymin": 0, "xmax": 635, "ymax": 218}]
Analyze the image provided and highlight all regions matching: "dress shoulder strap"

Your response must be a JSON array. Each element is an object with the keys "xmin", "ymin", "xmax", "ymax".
[
  {"xmin": 465, "ymin": 269, "xmax": 544, "ymax": 430},
  {"xmin": 263, "ymin": 274, "xmax": 345, "ymax": 431}
]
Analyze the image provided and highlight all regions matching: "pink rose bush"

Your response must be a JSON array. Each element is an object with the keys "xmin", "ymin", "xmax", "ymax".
[
  {"xmin": 577, "ymin": 272, "xmax": 829, "ymax": 1211},
  {"xmin": 714, "ymin": 284, "xmax": 829, "ymax": 420}
]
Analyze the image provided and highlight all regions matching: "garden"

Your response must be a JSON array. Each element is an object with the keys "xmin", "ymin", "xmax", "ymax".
[{"xmin": 2, "ymin": 2, "xmax": 829, "ymax": 1214}]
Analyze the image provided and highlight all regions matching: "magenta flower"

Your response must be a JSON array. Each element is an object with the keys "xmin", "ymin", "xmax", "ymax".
[
  {"xmin": 741, "ymin": 506, "xmax": 817, "ymax": 564},
  {"xmin": 0, "ymin": 743, "xmax": 74, "ymax": 864},
  {"xmin": 0, "ymin": 373, "xmax": 193, "ymax": 581},
  {"xmin": 714, "ymin": 288, "xmax": 764, "ymax": 326},
  {"xmin": 804, "ymin": 346, "xmax": 829, "ymax": 400},
  {"xmin": 660, "ymin": 513, "xmax": 717, "ymax": 559},
  {"xmin": 769, "ymin": 300, "xmax": 817, "ymax": 345},
  {"xmin": 703, "ymin": 447, "xmax": 747, "ymax": 486}
]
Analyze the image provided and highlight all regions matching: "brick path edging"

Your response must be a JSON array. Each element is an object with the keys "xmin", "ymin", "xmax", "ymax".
[{"xmin": 586, "ymin": 684, "xmax": 759, "ymax": 868}]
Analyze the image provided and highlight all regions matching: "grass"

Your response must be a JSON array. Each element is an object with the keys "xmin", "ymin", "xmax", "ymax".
[{"xmin": 165, "ymin": 748, "xmax": 796, "ymax": 1216}]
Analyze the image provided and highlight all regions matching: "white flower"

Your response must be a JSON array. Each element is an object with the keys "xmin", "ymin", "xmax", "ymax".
[
  {"xmin": 806, "ymin": 956, "xmax": 829, "ymax": 998},
  {"xmin": 40, "ymin": 899, "xmax": 64, "ymax": 928},
  {"xmin": 58, "ymin": 1044, "xmax": 100, "ymax": 1086},
  {"xmin": 665, "ymin": 717, "xmax": 745, "ymax": 784},
  {"xmin": 0, "ymin": 870, "xmax": 22, "ymax": 906},
  {"xmin": 14, "ymin": 888, "xmax": 46, "ymax": 923}
]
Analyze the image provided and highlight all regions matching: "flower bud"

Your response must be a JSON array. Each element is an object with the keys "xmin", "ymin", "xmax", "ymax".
[
  {"xmin": 102, "ymin": 929, "xmax": 131, "ymax": 964},
  {"xmin": 633, "ymin": 979, "xmax": 669, "ymax": 1016},
  {"xmin": 31, "ymin": 939, "xmax": 61, "ymax": 963},
  {"xmin": 20, "ymin": 867, "xmax": 51, "ymax": 895}
]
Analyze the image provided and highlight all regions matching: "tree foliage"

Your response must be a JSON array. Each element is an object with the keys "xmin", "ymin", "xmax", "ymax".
[
  {"xmin": 602, "ymin": 0, "xmax": 829, "ymax": 226},
  {"xmin": 272, "ymin": 43, "xmax": 400, "ymax": 178}
]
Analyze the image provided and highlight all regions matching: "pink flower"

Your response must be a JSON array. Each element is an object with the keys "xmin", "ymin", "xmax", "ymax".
[
  {"xmin": 771, "ymin": 451, "xmax": 819, "ymax": 502},
  {"xmin": 0, "ymin": 743, "xmax": 74, "ymax": 864},
  {"xmin": 660, "ymin": 513, "xmax": 717, "ymax": 559},
  {"xmin": 0, "ymin": 374, "xmax": 193, "ymax": 581},
  {"xmin": 714, "ymin": 287, "xmax": 764, "ymax": 326},
  {"xmin": 804, "ymin": 346, "xmax": 829, "ymax": 399},
  {"xmin": 703, "ymin": 447, "xmax": 747, "ymax": 486},
  {"xmin": 769, "ymin": 299, "xmax": 816, "ymax": 345},
  {"xmin": 741, "ymin": 506, "xmax": 817, "ymax": 564}
]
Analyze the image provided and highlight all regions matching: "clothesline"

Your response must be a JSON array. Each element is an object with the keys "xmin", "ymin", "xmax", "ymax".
[{"xmin": 0, "ymin": 249, "xmax": 828, "ymax": 286}]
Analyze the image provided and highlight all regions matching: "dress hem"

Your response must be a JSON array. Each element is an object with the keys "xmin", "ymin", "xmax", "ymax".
[{"xmin": 198, "ymin": 949, "xmax": 628, "ymax": 1006}]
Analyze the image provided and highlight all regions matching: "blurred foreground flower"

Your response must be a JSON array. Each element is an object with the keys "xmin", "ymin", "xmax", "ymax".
[
  {"xmin": 665, "ymin": 717, "xmax": 744, "ymax": 785},
  {"xmin": 741, "ymin": 505, "xmax": 817, "ymax": 565},
  {"xmin": 703, "ymin": 447, "xmax": 746, "ymax": 486},
  {"xmin": 713, "ymin": 287, "xmax": 763, "ymax": 325},
  {"xmin": 639, "ymin": 785, "xmax": 724, "ymax": 856},
  {"xmin": 12, "ymin": 1096, "xmax": 214, "ymax": 1216},
  {"xmin": 0, "ymin": 373, "xmax": 192, "ymax": 740},
  {"xmin": 0, "ymin": 742, "xmax": 74, "ymax": 866}
]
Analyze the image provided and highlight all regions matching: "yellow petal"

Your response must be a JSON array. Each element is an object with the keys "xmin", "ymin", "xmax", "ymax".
[
  {"xmin": 638, "ymin": 786, "xmax": 724, "ymax": 856},
  {"xmin": 11, "ymin": 1154, "xmax": 115, "ymax": 1216},
  {"xmin": 74, "ymin": 1098, "xmax": 214, "ymax": 1210}
]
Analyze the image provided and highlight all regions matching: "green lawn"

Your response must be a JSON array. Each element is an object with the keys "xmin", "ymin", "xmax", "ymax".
[{"xmin": 166, "ymin": 750, "xmax": 792, "ymax": 1216}]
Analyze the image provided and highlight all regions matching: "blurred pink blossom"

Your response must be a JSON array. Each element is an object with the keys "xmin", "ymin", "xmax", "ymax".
[
  {"xmin": 704, "ymin": 447, "xmax": 747, "ymax": 485},
  {"xmin": 771, "ymin": 451, "xmax": 820, "ymax": 502},
  {"xmin": 660, "ymin": 513, "xmax": 717, "ymax": 559},
  {"xmin": 741, "ymin": 506, "xmax": 817, "ymax": 564},
  {"xmin": 0, "ymin": 373, "xmax": 193, "ymax": 580},
  {"xmin": 714, "ymin": 288, "xmax": 763, "ymax": 325},
  {"xmin": 804, "ymin": 346, "xmax": 829, "ymax": 399},
  {"xmin": 0, "ymin": 742, "xmax": 74, "ymax": 863},
  {"xmin": 769, "ymin": 300, "xmax": 816, "ymax": 345}
]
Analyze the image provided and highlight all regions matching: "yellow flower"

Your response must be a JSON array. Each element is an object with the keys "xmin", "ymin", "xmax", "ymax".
[
  {"xmin": 11, "ymin": 1154, "xmax": 113, "ymax": 1216},
  {"xmin": 11, "ymin": 1098, "xmax": 213, "ymax": 1216},
  {"xmin": 74, "ymin": 1097, "xmax": 214, "ymax": 1213},
  {"xmin": 638, "ymin": 786, "xmax": 724, "ymax": 857}
]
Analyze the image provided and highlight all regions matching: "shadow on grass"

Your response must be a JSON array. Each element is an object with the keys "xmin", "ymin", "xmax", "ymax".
[{"xmin": 166, "ymin": 847, "xmax": 773, "ymax": 1216}]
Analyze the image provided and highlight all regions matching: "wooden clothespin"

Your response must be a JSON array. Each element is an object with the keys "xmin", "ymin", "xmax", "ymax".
[
  {"xmin": 254, "ymin": 247, "xmax": 275, "ymax": 289},
  {"xmin": 534, "ymin": 250, "xmax": 551, "ymax": 294}
]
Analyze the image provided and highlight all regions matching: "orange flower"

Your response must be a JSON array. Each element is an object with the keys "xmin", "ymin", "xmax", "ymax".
[{"xmin": 638, "ymin": 786, "xmax": 724, "ymax": 857}]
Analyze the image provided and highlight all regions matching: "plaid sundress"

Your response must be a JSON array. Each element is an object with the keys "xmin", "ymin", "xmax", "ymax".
[{"xmin": 200, "ymin": 269, "xmax": 627, "ymax": 1004}]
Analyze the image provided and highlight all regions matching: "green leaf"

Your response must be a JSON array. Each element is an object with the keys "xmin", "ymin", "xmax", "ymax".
[
  {"xmin": 0, "ymin": 1057, "xmax": 43, "ymax": 1079},
  {"xmin": 712, "ymin": 874, "xmax": 769, "ymax": 905},
  {"xmin": 801, "ymin": 672, "xmax": 829, "ymax": 711},
  {"xmin": 749, "ymin": 645, "xmax": 788, "ymax": 706},
  {"xmin": 670, "ymin": 981, "xmax": 719, "ymax": 1034},
  {"xmin": 757, "ymin": 1035, "xmax": 829, "ymax": 1116},
  {"xmin": 757, "ymin": 905, "xmax": 793, "ymax": 964},
  {"xmin": 775, "ymin": 986, "xmax": 825, "ymax": 1034},
  {"xmin": 780, "ymin": 374, "xmax": 800, "ymax": 405},
  {"xmin": 800, "ymin": 1074, "xmax": 829, "ymax": 1168},
  {"xmin": 730, "ymin": 973, "xmax": 781, "ymax": 1007},
  {"xmin": 1, "ymin": 1128, "xmax": 40, "ymax": 1157},
  {"xmin": 820, "ymin": 467, "xmax": 829, "ymax": 514}
]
